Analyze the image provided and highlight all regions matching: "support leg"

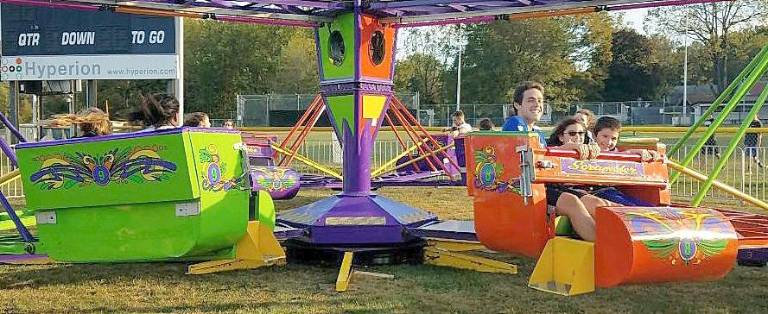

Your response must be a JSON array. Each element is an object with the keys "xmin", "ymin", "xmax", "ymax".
[{"xmin": 335, "ymin": 251, "xmax": 354, "ymax": 292}]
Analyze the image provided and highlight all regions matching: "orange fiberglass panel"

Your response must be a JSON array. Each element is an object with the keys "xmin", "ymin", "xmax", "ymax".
[
  {"xmin": 360, "ymin": 15, "xmax": 395, "ymax": 81},
  {"xmin": 467, "ymin": 132, "xmax": 554, "ymax": 257},
  {"xmin": 595, "ymin": 206, "xmax": 738, "ymax": 288},
  {"xmin": 532, "ymin": 149, "xmax": 669, "ymax": 187}
]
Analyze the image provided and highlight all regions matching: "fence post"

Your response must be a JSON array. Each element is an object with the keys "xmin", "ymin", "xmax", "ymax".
[
  {"xmin": 741, "ymin": 148, "xmax": 747, "ymax": 206},
  {"xmin": 266, "ymin": 95, "xmax": 271, "ymax": 127}
]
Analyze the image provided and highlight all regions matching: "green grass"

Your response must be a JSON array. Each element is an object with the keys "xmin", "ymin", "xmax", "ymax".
[{"xmin": 2, "ymin": 187, "xmax": 768, "ymax": 313}]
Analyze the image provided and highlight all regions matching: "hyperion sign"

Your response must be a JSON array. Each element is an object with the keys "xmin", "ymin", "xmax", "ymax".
[{"xmin": 0, "ymin": 4, "xmax": 179, "ymax": 81}]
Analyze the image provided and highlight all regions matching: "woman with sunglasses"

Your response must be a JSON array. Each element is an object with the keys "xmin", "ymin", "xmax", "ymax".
[
  {"xmin": 547, "ymin": 118, "xmax": 600, "ymax": 159},
  {"xmin": 544, "ymin": 118, "xmax": 614, "ymax": 241}
]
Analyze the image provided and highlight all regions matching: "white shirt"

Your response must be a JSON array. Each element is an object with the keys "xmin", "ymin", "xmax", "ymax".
[
  {"xmin": 140, "ymin": 125, "xmax": 177, "ymax": 132},
  {"xmin": 455, "ymin": 122, "xmax": 472, "ymax": 135}
]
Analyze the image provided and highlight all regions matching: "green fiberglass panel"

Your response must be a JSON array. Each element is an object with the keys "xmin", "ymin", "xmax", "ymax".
[
  {"xmin": 36, "ymin": 201, "xmax": 202, "ymax": 262},
  {"xmin": 27, "ymin": 130, "xmax": 249, "ymax": 262},
  {"xmin": 17, "ymin": 133, "xmax": 198, "ymax": 211},
  {"xmin": 187, "ymin": 132, "xmax": 249, "ymax": 255},
  {"xmin": 318, "ymin": 13, "xmax": 355, "ymax": 80},
  {"xmin": 326, "ymin": 95, "xmax": 356, "ymax": 139}
]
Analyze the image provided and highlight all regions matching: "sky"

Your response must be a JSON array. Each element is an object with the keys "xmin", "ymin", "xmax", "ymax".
[{"xmin": 618, "ymin": 9, "xmax": 649, "ymax": 34}]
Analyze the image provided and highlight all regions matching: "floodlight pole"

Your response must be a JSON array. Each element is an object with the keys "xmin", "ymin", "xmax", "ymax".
[
  {"xmin": 682, "ymin": 13, "xmax": 688, "ymax": 122},
  {"xmin": 456, "ymin": 46, "xmax": 462, "ymax": 112},
  {"xmin": 173, "ymin": 17, "xmax": 185, "ymax": 118}
]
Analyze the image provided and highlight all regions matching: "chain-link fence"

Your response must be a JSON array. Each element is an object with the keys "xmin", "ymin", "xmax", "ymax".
[
  {"xmin": 234, "ymin": 94, "xmax": 719, "ymax": 128},
  {"xmin": 423, "ymin": 101, "xmax": 652, "ymax": 128},
  {"xmin": 236, "ymin": 93, "xmax": 420, "ymax": 127}
]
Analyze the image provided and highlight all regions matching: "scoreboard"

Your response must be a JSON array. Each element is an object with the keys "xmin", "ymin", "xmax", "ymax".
[{"xmin": 1, "ymin": 4, "xmax": 179, "ymax": 81}]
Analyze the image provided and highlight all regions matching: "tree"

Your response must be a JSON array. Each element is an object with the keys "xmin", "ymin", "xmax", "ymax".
[
  {"xmin": 184, "ymin": 20, "xmax": 292, "ymax": 119},
  {"xmin": 602, "ymin": 29, "xmax": 673, "ymax": 101},
  {"xmin": 0, "ymin": 83, "xmax": 8, "ymax": 115},
  {"xmin": 394, "ymin": 53, "xmax": 445, "ymax": 104},
  {"xmin": 271, "ymin": 30, "xmax": 318, "ymax": 94},
  {"xmin": 394, "ymin": 26, "xmax": 463, "ymax": 104},
  {"xmin": 455, "ymin": 15, "xmax": 616, "ymax": 109},
  {"xmin": 566, "ymin": 14, "xmax": 616, "ymax": 101},
  {"xmin": 646, "ymin": 1, "xmax": 768, "ymax": 94},
  {"xmin": 725, "ymin": 25, "xmax": 768, "ymax": 80}
]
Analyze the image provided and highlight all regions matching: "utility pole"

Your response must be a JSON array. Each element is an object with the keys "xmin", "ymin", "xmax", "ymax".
[
  {"xmin": 682, "ymin": 13, "xmax": 689, "ymax": 124},
  {"xmin": 456, "ymin": 46, "xmax": 462, "ymax": 112}
]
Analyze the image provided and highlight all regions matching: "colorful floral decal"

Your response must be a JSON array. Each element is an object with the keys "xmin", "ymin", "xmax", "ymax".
[
  {"xmin": 199, "ymin": 144, "xmax": 245, "ymax": 192},
  {"xmin": 251, "ymin": 167, "xmax": 299, "ymax": 192},
  {"xmin": 30, "ymin": 146, "xmax": 176, "ymax": 190},
  {"xmin": 473, "ymin": 146, "xmax": 522, "ymax": 194},
  {"xmin": 624, "ymin": 207, "xmax": 733, "ymax": 266}
]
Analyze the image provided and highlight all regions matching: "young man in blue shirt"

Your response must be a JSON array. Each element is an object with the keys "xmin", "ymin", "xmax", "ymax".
[
  {"xmin": 502, "ymin": 81, "xmax": 548, "ymax": 145},
  {"xmin": 501, "ymin": 81, "xmax": 609, "ymax": 241}
]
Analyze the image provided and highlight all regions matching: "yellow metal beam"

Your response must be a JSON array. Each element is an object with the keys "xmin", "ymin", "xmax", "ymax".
[
  {"xmin": 424, "ymin": 239, "xmax": 517, "ymax": 274},
  {"xmin": 335, "ymin": 252, "xmax": 354, "ymax": 292},
  {"xmin": 0, "ymin": 169, "xmax": 20, "ymax": 187},
  {"xmin": 668, "ymin": 160, "xmax": 768, "ymax": 211},
  {"xmin": 371, "ymin": 138, "xmax": 428, "ymax": 178},
  {"xmin": 270, "ymin": 144, "xmax": 343, "ymax": 180},
  {"xmin": 375, "ymin": 143, "xmax": 455, "ymax": 177}
]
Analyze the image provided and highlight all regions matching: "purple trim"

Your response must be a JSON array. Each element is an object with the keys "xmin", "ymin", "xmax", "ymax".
[
  {"xmin": 560, "ymin": 158, "xmax": 645, "ymax": 177},
  {"xmin": 394, "ymin": 15, "xmax": 495, "ymax": 28},
  {"xmin": 320, "ymin": 78, "xmax": 356, "ymax": 86},
  {"xmin": 370, "ymin": 0, "xmax": 502, "ymax": 10},
  {"xmin": 738, "ymin": 248, "xmax": 768, "ymax": 266},
  {"xmin": 609, "ymin": 0, "xmax": 723, "ymax": 11},
  {"xmin": 250, "ymin": 167, "xmax": 301, "ymax": 200},
  {"xmin": 353, "ymin": 6, "xmax": 362, "ymax": 82},
  {"xmin": 277, "ymin": 194, "xmax": 437, "ymax": 244},
  {"xmin": 314, "ymin": 28, "xmax": 326, "ymax": 82},
  {"xmin": 0, "ymin": 112, "xmax": 27, "ymax": 143},
  {"xmin": 132, "ymin": 0, "xmax": 345, "ymax": 16},
  {"xmin": 320, "ymin": 82, "xmax": 394, "ymax": 95},
  {"xmin": 16, "ymin": 127, "xmax": 238, "ymax": 150},
  {"xmin": 0, "ymin": 0, "xmax": 99, "ymax": 11},
  {"xmin": 342, "ymin": 91, "xmax": 370, "ymax": 195},
  {"xmin": 359, "ymin": 77, "xmax": 396, "ymax": 86},
  {"xmin": 215, "ymin": 14, "xmax": 318, "ymax": 27},
  {"xmin": 8, "ymin": 0, "xmax": 733, "ymax": 25},
  {"xmin": 0, "ymin": 254, "xmax": 47, "ymax": 263},
  {"xmin": 0, "ymin": 140, "xmax": 17, "ymax": 168}
]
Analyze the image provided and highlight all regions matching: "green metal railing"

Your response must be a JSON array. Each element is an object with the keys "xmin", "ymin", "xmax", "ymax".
[{"xmin": 669, "ymin": 45, "xmax": 768, "ymax": 206}]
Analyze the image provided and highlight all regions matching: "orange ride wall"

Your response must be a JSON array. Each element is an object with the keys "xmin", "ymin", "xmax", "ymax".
[
  {"xmin": 595, "ymin": 206, "xmax": 738, "ymax": 287},
  {"xmin": 466, "ymin": 133, "xmax": 554, "ymax": 257},
  {"xmin": 360, "ymin": 15, "xmax": 395, "ymax": 81}
]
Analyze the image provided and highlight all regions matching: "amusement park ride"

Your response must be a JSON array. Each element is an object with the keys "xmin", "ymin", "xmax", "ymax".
[{"xmin": 1, "ymin": 0, "xmax": 768, "ymax": 296}]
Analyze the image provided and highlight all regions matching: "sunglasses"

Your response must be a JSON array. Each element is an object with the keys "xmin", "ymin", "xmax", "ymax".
[{"xmin": 565, "ymin": 131, "xmax": 586, "ymax": 136}]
